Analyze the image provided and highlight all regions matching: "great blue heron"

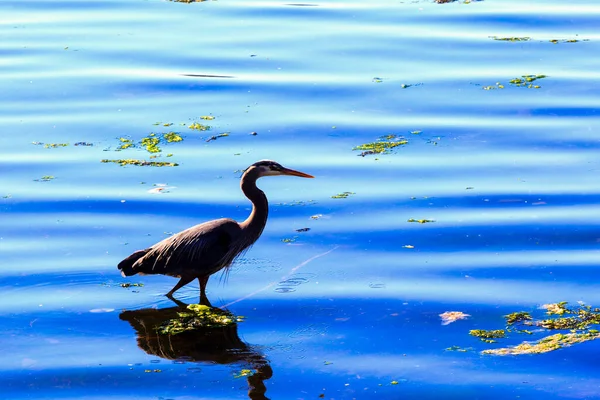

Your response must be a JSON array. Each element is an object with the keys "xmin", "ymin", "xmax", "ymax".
[{"xmin": 118, "ymin": 160, "xmax": 314, "ymax": 305}]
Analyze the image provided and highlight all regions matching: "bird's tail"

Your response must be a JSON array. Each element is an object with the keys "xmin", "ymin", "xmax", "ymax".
[{"xmin": 118, "ymin": 249, "xmax": 149, "ymax": 277}]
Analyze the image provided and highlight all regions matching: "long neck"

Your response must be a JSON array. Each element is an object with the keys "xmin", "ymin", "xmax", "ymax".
[{"xmin": 239, "ymin": 170, "xmax": 269, "ymax": 243}]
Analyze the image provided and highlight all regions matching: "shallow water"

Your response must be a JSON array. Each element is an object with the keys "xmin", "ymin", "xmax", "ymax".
[{"xmin": 2, "ymin": 0, "xmax": 600, "ymax": 398}]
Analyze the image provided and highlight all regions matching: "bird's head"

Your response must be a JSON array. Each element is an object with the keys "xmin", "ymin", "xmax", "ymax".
[{"xmin": 249, "ymin": 160, "xmax": 314, "ymax": 178}]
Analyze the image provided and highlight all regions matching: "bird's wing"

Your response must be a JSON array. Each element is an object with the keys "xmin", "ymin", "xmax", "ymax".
[{"xmin": 132, "ymin": 219, "xmax": 241, "ymax": 277}]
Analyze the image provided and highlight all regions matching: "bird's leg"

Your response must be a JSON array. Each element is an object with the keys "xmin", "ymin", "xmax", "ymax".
[
  {"xmin": 198, "ymin": 276, "xmax": 212, "ymax": 307},
  {"xmin": 166, "ymin": 276, "xmax": 194, "ymax": 298}
]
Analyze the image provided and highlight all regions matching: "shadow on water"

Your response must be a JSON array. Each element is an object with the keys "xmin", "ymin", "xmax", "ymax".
[{"xmin": 119, "ymin": 303, "xmax": 272, "ymax": 400}]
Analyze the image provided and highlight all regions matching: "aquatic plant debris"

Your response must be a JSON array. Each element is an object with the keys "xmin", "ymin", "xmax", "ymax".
[
  {"xmin": 407, "ymin": 218, "xmax": 435, "ymax": 224},
  {"xmin": 491, "ymin": 36, "xmax": 531, "ymax": 42},
  {"xmin": 44, "ymin": 143, "xmax": 68, "ymax": 148},
  {"xmin": 509, "ymin": 74, "xmax": 546, "ymax": 88},
  {"xmin": 101, "ymin": 159, "xmax": 179, "ymax": 167},
  {"xmin": 120, "ymin": 282, "xmax": 144, "ymax": 288},
  {"xmin": 331, "ymin": 192, "xmax": 355, "ymax": 199},
  {"xmin": 472, "ymin": 302, "xmax": 600, "ymax": 355},
  {"xmin": 440, "ymin": 311, "xmax": 470, "ymax": 325},
  {"xmin": 189, "ymin": 122, "xmax": 211, "ymax": 131},
  {"xmin": 353, "ymin": 134, "xmax": 408, "ymax": 156},
  {"xmin": 483, "ymin": 332, "xmax": 600, "ymax": 355},
  {"xmin": 234, "ymin": 369, "xmax": 254, "ymax": 379},
  {"xmin": 504, "ymin": 311, "xmax": 532, "ymax": 325},
  {"xmin": 35, "ymin": 175, "xmax": 55, "ymax": 182},
  {"xmin": 470, "ymin": 329, "xmax": 506, "ymax": 343},
  {"xmin": 206, "ymin": 133, "xmax": 229, "ymax": 142},
  {"xmin": 157, "ymin": 304, "xmax": 243, "ymax": 335},
  {"xmin": 483, "ymin": 74, "xmax": 546, "ymax": 90}
]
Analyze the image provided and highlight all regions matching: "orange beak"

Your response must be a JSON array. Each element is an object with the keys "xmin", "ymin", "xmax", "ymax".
[{"xmin": 281, "ymin": 167, "xmax": 314, "ymax": 178}]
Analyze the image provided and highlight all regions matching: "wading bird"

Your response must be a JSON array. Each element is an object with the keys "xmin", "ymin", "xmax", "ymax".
[{"xmin": 118, "ymin": 160, "xmax": 314, "ymax": 305}]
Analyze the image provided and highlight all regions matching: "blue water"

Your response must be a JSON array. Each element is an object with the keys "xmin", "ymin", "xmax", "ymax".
[{"xmin": 2, "ymin": 0, "xmax": 600, "ymax": 398}]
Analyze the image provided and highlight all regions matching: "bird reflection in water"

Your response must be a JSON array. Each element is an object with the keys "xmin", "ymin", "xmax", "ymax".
[{"xmin": 119, "ymin": 301, "xmax": 272, "ymax": 400}]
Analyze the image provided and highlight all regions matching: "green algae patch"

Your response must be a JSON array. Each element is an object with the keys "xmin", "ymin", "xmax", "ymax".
[
  {"xmin": 281, "ymin": 237, "xmax": 297, "ymax": 243},
  {"xmin": 445, "ymin": 346, "xmax": 473, "ymax": 352},
  {"xmin": 491, "ymin": 36, "xmax": 531, "ymax": 42},
  {"xmin": 549, "ymin": 39, "xmax": 580, "ymax": 44},
  {"xmin": 200, "ymin": 115, "xmax": 215, "ymax": 120},
  {"xmin": 483, "ymin": 83, "xmax": 505, "ymax": 90},
  {"xmin": 509, "ymin": 74, "xmax": 546, "ymax": 88},
  {"xmin": 120, "ymin": 282, "xmax": 144, "ymax": 288},
  {"xmin": 476, "ymin": 302, "xmax": 600, "ymax": 355},
  {"xmin": 539, "ymin": 303, "xmax": 600, "ymax": 330},
  {"xmin": 407, "ymin": 218, "xmax": 435, "ymax": 224},
  {"xmin": 470, "ymin": 329, "xmax": 506, "ymax": 343},
  {"xmin": 157, "ymin": 304, "xmax": 243, "ymax": 335},
  {"xmin": 35, "ymin": 175, "xmax": 55, "ymax": 182},
  {"xmin": 353, "ymin": 134, "xmax": 408, "ymax": 156},
  {"xmin": 101, "ymin": 159, "xmax": 178, "ymax": 167},
  {"xmin": 234, "ymin": 369, "xmax": 254, "ymax": 379},
  {"xmin": 117, "ymin": 137, "xmax": 135, "ymax": 150},
  {"xmin": 331, "ymin": 191, "xmax": 355, "ymax": 199},
  {"xmin": 483, "ymin": 332, "xmax": 600, "ymax": 355},
  {"xmin": 189, "ymin": 122, "xmax": 211, "ymax": 131},
  {"xmin": 44, "ymin": 143, "xmax": 69, "ymax": 148},
  {"xmin": 141, "ymin": 134, "xmax": 161, "ymax": 153},
  {"xmin": 164, "ymin": 132, "xmax": 183, "ymax": 143},
  {"xmin": 505, "ymin": 311, "xmax": 532, "ymax": 325}
]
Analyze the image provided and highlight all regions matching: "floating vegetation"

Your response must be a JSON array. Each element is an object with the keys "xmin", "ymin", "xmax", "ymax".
[
  {"xmin": 407, "ymin": 218, "xmax": 435, "ymax": 224},
  {"xmin": 372, "ymin": 77, "xmax": 383, "ymax": 83},
  {"xmin": 206, "ymin": 132, "xmax": 229, "ymax": 142},
  {"xmin": 470, "ymin": 329, "xmax": 506, "ymax": 343},
  {"xmin": 440, "ymin": 311, "xmax": 470, "ymax": 325},
  {"xmin": 163, "ymin": 123, "xmax": 173, "ymax": 127},
  {"xmin": 504, "ymin": 311, "xmax": 532, "ymax": 325},
  {"xmin": 353, "ymin": 134, "xmax": 408, "ymax": 156},
  {"xmin": 490, "ymin": 36, "xmax": 531, "ymax": 42},
  {"xmin": 276, "ymin": 200, "xmax": 317, "ymax": 207},
  {"xmin": 117, "ymin": 137, "xmax": 135, "ymax": 150},
  {"xmin": 483, "ymin": 83, "xmax": 505, "ymax": 90},
  {"xmin": 101, "ymin": 159, "xmax": 179, "ymax": 167},
  {"xmin": 44, "ymin": 143, "xmax": 68, "ymax": 148},
  {"xmin": 141, "ymin": 134, "xmax": 161, "ymax": 153},
  {"xmin": 114, "ymin": 132, "xmax": 184, "ymax": 155},
  {"xmin": 483, "ymin": 332, "xmax": 600, "ymax": 355},
  {"xmin": 310, "ymin": 214, "xmax": 322, "ymax": 220},
  {"xmin": 482, "ymin": 74, "xmax": 546, "ymax": 90},
  {"xmin": 295, "ymin": 228, "xmax": 311, "ymax": 232},
  {"xmin": 2, "ymin": 194, "xmax": 12, "ymax": 199},
  {"xmin": 163, "ymin": 132, "xmax": 183, "ymax": 143},
  {"xmin": 509, "ymin": 74, "xmax": 546, "ymax": 88},
  {"xmin": 466, "ymin": 302, "xmax": 600, "ymax": 355},
  {"xmin": 281, "ymin": 237, "xmax": 297, "ymax": 243},
  {"xmin": 445, "ymin": 346, "xmax": 473, "ymax": 352},
  {"xmin": 331, "ymin": 191, "xmax": 355, "ymax": 199},
  {"xmin": 74, "ymin": 142, "xmax": 93, "ymax": 146},
  {"xmin": 189, "ymin": 122, "xmax": 211, "ymax": 131},
  {"xmin": 200, "ymin": 115, "xmax": 215, "ymax": 120},
  {"xmin": 120, "ymin": 283, "xmax": 144, "ymax": 288},
  {"xmin": 35, "ymin": 175, "xmax": 55, "ymax": 182},
  {"xmin": 549, "ymin": 39, "xmax": 580, "ymax": 44},
  {"xmin": 157, "ymin": 304, "xmax": 243, "ymax": 335},
  {"xmin": 411, "ymin": 130, "xmax": 422, "ymax": 135},
  {"xmin": 234, "ymin": 369, "xmax": 254, "ymax": 379},
  {"xmin": 401, "ymin": 83, "xmax": 412, "ymax": 89}
]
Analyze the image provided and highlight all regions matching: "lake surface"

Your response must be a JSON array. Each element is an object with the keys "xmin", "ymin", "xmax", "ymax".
[{"xmin": 2, "ymin": 0, "xmax": 600, "ymax": 398}]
